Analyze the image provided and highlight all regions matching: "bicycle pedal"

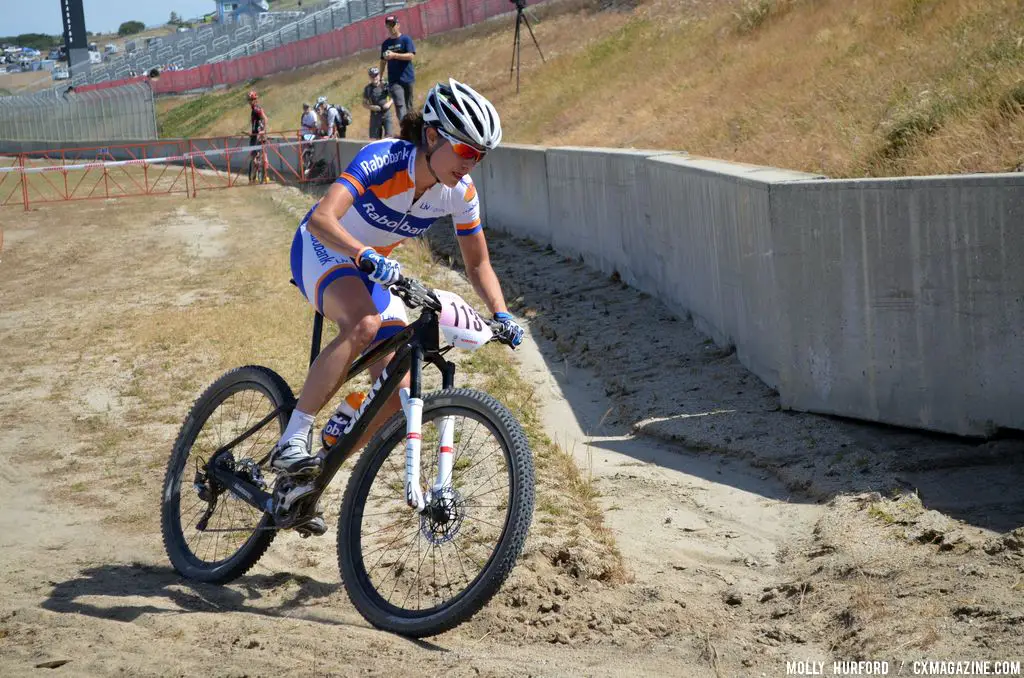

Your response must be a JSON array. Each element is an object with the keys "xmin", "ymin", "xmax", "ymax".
[{"xmin": 295, "ymin": 516, "xmax": 327, "ymax": 538}]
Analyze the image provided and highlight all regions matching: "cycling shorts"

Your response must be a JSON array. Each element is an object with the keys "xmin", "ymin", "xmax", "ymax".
[{"xmin": 290, "ymin": 218, "xmax": 408, "ymax": 345}]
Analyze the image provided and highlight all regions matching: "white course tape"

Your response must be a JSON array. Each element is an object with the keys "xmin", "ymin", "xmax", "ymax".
[{"xmin": 0, "ymin": 137, "xmax": 332, "ymax": 175}]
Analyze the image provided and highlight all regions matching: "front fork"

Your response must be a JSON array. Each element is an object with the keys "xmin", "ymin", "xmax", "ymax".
[{"xmin": 400, "ymin": 389, "xmax": 456, "ymax": 512}]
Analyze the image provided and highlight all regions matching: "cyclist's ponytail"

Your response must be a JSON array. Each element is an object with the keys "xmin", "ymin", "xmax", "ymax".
[{"xmin": 400, "ymin": 111, "xmax": 426, "ymax": 147}]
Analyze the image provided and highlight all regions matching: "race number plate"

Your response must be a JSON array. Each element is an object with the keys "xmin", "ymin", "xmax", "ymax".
[{"xmin": 435, "ymin": 290, "xmax": 492, "ymax": 351}]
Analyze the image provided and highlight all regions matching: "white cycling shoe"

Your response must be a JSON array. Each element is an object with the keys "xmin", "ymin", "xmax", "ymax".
[{"xmin": 270, "ymin": 435, "xmax": 321, "ymax": 477}]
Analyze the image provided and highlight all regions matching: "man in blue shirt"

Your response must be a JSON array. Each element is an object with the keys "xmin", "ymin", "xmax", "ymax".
[{"xmin": 379, "ymin": 15, "xmax": 415, "ymax": 128}]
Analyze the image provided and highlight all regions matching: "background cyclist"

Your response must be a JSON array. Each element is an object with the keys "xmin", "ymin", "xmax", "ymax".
[
  {"xmin": 277, "ymin": 78, "xmax": 524, "ymax": 479},
  {"xmin": 248, "ymin": 90, "xmax": 269, "ymax": 181}
]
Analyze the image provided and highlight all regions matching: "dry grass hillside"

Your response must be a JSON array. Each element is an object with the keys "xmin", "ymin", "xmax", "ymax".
[{"xmin": 157, "ymin": 0, "xmax": 1024, "ymax": 177}]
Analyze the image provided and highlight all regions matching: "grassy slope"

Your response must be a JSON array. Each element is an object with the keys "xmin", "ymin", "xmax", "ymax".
[{"xmin": 156, "ymin": 0, "xmax": 1024, "ymax": 177}]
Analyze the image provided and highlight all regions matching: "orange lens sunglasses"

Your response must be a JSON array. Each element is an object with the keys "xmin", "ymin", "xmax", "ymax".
[{"xmin": 437, "ymin": 128, "xmax": 486, "ymax": 162}]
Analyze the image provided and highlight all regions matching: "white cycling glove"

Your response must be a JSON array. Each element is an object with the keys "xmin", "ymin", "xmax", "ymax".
[
  {"xmin": 357, "ymin": 249, "xmax": 402, "ymax": 286},
  {"xmin": 493, "ymin": 312, "xmax": 524, "ymax": 348}
]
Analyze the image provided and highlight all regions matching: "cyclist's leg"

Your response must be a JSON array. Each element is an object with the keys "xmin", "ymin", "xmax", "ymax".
[
  {"xmin": 297, "ymin": 275, "xmax": 381, "ymax": 416},
  {"xmin": 281, "ymin": 225, "xmax": 385, "ymax": 469},
  {"xmin": 347, "ymin": 288, "xmax": 410, "ymax": 452}
]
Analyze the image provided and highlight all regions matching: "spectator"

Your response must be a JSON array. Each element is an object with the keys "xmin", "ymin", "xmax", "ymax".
[
  {"xmin": 379, "ymin": 14, "xmax": 415, "ymax": 127},
  {"xmin": 362, "ymin": 66, "xmax": 393, "ymax": 139},
  {"xmin": 314, "ymin": 95, "xmax": 329, "ymax": 135},
  {"xmin": 321, "ymin": 100, "xmax": 352, "ymax": 139},
  {"xmin": 300, "ymin": 102, "xmax": 318, "ymax": 137}
]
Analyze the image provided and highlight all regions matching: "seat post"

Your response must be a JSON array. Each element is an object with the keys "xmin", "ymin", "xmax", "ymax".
[
  {"xmin": 290, "ymin": 277, "xmax": 324, "ymax": 369},
  {"xmin": 309, "ymin": 311, "xmax": 324, "ymax": 368}
]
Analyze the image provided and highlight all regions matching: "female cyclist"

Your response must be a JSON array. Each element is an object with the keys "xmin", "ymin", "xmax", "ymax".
[{"xmin": 276, "ymin": 78, "xmax": 524, "ymax": 476}]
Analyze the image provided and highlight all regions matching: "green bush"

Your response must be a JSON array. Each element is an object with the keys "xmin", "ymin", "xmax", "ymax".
[{"xmin": 118, "ymin": 21, "xmax": 146, "ymax": 37}]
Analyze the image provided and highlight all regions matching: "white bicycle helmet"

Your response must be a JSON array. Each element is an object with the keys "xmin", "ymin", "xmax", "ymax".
[
  {"xmin": 423, "ymin": 78, "xmax": 502, "ymax": 150},
  {"xmin": 315, "ymin": 95, "xmax": 328, "ymax": 107}
]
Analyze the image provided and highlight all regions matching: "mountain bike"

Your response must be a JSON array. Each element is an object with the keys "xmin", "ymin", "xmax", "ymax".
[
  {"xmin": 247, "ymin": 133, "xmax": 268, "ymax": 184},
  {"xmin": 300, "ymin": 133, "xmax": 317, "ymax": 179},
  {"xmin": 160, "ymin": 265, "xmax": 535, "ymax": 637}
]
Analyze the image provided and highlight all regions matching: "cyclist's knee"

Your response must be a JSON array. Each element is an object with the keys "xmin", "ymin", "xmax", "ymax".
[{"xmin": 347, "ymin": 314, "xmax": 382, "ymax": 350}]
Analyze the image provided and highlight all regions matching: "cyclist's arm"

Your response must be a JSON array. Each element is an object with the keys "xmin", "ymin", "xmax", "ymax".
[
  {"xmin": 456, "ymin": 230, "xmax": 509, "ymax": 316},
  {"xmin": 308, "ymin": 183, "xmax": 367, "ymax": 259}
]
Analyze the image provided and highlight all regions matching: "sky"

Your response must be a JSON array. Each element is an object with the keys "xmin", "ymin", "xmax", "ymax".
[{"xmin": 0, "ymin": 0, "xmax": 217, "ymax": 36}]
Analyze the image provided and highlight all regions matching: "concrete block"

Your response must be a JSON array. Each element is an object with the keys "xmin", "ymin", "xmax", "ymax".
[
  {"xmin": 544, "ymin": 147, "xmax": 677, "ymax": 285},
  {"xmin": 772, "ymin": 174, "xmax": 1024, "ymax": 435},
  {"xmin": 644, "ymin": 155, "xmax": 817, "ymax": 387},
  {"xmin": 478, "ymin": 144, "xmax": 549, "ymax": 243}
]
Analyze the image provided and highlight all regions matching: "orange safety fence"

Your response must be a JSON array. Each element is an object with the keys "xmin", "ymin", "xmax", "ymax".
[{"xmin": 0, "ymin": 130, "xmax": 341, "ymax": 211}]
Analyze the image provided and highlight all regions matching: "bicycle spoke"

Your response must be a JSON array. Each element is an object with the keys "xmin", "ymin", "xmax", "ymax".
[
  {"xmin": 354, "ymin": 406, "xmax": 521, "ymax": 614},
  {"xmin": 171, "ymin": 380, "xmax": 279, "ymax": 568}
]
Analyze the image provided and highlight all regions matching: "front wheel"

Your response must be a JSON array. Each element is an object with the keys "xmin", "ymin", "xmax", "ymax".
[{"xmin": 338, "ymin": 388, "xmax": 535, "ymax": 637}]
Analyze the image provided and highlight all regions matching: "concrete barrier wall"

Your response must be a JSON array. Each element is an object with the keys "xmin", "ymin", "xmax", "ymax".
[
  {"xmin": 478, "ymin": 145, "xmax": 549, "ymax": 242},
  {"xmin": 643, "ymin": 156, "xmax": 820, "ymax": 388},
  {"xmin": 481, "ymin": 144, "xmax": 1024, "ymax": 436},
  {"xmin": 5, "ymin": 136, "xmax": 1022, "ymax": 436},
  {"xmin": 771, "ymin": 175, "xmax": 1024, "ymax": 435}
]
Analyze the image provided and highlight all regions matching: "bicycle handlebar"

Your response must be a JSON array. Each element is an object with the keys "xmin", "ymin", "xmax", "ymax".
[{"xmin": 357, "ymin": 257, "xmax": 514, "ymax": 347}]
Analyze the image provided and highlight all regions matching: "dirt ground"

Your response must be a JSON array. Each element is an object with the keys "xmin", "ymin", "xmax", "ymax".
[{"xmin": 0, "ymin": 186, "xmax": 1022, "ymax": 677}]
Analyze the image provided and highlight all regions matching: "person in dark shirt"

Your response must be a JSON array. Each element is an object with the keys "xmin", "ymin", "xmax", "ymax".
[
  {"xmin": 362, "ymin": 66, "xmax": 393, "ymax": 139},
  {"xmin": 379, "ymin": 15, "xmax": 415, "ymax": 128},
  {"xmin": 248, "ymin": 90, "xmax": 269, "ymax": 181}
]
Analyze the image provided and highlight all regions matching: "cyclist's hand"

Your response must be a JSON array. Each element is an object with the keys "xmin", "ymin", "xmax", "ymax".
[
  {"xmin": 493, "ymin": 312, "xmax": 524, "ymax": 348},
  {"xmin": 357, "ymin": 249, "xmax": 402, "ymax": 286}
]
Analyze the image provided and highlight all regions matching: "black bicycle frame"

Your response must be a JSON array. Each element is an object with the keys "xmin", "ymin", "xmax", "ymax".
[{"xmin": 209, "ymin": 305, "xmax": 457, "ymax": 514}]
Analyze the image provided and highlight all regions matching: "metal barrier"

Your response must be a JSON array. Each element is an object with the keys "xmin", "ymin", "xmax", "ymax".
[
  {"xmin": 0, "ymin": 131, "xmax": 340, "ymax": 211},
  {"xmin": 0, "ymin": 84, "xmax": 157, "ymax": 143}
]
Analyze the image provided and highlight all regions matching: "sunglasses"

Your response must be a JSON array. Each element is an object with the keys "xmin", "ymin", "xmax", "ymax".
[{"xmin": 437, "ymin": 128, "xmax": 486, "ymax": 163}]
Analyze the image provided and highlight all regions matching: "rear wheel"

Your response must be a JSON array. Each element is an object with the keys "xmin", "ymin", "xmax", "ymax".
[
  {"xmin": 161, "ymin": 365, "xmax": 292, "ymax": 584},
  {"xmin": 338, "ymin": 388, "xmax": 535, "ymax": 637}
]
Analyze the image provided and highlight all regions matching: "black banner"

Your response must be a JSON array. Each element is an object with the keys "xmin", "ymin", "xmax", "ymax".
[{"xmin": 61, "ymin": 0, "xmax": 87, "ymax": 51}]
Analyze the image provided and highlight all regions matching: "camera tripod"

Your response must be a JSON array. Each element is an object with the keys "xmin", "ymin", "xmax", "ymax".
[{"xmin": 509, "ymin": 1, "xmax": 545, "ymax": 94}]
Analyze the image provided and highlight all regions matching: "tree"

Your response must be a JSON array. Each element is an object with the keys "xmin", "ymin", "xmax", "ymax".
[
  {"xmin": 117, "ymin": 21, "xmax": 145, "ymax": 37},
  {"xmin": 0, "ymin": 33, "xmax": 60, "ymax": 51},
  {"xmin": 169, "ymin": 12, "xmax": 181, "ymax": 26}
]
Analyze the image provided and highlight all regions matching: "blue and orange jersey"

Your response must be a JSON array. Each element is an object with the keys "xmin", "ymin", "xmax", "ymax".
[{"xmin": 303, "ymin": 139, "xmax": 482, "ymax": 256}]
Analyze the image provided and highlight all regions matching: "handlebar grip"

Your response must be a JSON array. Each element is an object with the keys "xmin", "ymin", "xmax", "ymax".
[{"xmin": 357, "ymin": 256, "xmax": 376, "ymax": 274}]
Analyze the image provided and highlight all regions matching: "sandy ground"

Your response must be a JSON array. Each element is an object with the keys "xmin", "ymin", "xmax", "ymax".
[{"xmin": 0, "ymin": 186, "xmax": 1022, "ymax": 677}]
